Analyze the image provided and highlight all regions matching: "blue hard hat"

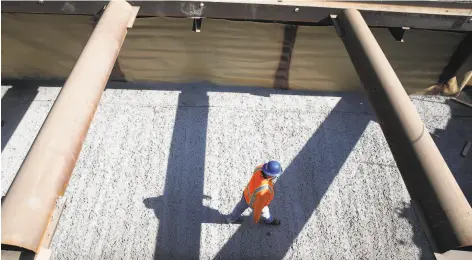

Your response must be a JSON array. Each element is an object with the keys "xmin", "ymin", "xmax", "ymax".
[{"xmin": 262, "ymin": 161, "xmax": 283, "ymax": 177}]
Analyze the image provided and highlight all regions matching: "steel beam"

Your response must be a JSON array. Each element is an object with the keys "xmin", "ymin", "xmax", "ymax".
[
  {"xmin": 2, "ymin": 1, "xmax": 472, "ymax": 31},
  {"xmin": 334, "ymin": 9, "xmax": 472, "ymax": 253},
  {"xmin": 1, "ymin": 0, "xmax": 137, "ymax": 252}
]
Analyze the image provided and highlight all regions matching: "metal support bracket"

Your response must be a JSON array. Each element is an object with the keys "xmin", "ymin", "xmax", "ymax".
[
  {"xmin": 330, "ymin": 14, "xmax": 343, "ymax": 37},
  {"xmin": 192, "ymin": 18, "xmax": 202, "ymax": 32},
  {"xmin": 388, "ymin": 27, "xmax": 409, "ymax": 42}
]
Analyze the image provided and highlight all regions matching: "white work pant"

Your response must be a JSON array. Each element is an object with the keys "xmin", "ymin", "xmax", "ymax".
[{"xmin": 227, "ymin": 193, "xmax": 273, "ymax": 223}]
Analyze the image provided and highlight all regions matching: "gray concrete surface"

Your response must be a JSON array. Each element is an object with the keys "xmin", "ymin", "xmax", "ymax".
[{"xmin": 2, "ymin": 81, "xmax": 471, "ymax": 260}]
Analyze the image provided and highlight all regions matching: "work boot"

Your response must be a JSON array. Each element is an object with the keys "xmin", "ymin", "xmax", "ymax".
[{"xmin": 265, "ymin": 218, "xmax": 281, "ymax": 226}]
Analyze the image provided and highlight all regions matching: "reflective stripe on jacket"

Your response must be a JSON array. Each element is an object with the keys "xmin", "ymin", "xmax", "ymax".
[{"xmin": 243, "ymin": 165, "xmax": 275, "ymax": 223}]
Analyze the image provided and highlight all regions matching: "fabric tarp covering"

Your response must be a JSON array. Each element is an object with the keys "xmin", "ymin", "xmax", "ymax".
[{"xmin": 1, "ymin": 14, "xmax": 467, "ymax": 94}]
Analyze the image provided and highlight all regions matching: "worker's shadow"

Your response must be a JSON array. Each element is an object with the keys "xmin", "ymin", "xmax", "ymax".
[
  {"xmin": 143, "ymin": 195, "xmax": 225, "ymax": 225},
  {"xmin": 144, "ymin": 195, "xmax": 268, "ymax": 226}
]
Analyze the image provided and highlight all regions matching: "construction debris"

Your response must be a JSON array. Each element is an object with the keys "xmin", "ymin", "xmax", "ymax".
[{"xmin": 462, "ymin": 141, "xmax": 471, "ymax": 157}]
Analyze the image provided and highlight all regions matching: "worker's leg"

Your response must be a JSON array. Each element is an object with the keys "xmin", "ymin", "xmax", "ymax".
[
  {"xmin": 261, "ymin": 206, "xmax": 274, "ymax": 223},
  {"xmin": 261, "ymin": 206, "xmax": 280, "ymax": 225},
  {"xmin": 227, "ymin": 194, "xmax": 248, "ymax": 223}
]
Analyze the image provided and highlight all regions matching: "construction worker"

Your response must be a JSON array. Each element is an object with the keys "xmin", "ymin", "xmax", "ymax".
[{"xmin": 226, "ymin": 161, "xmax": 283, "ymax": 225}]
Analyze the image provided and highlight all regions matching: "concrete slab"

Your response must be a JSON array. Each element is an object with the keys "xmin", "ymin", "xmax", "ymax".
[{"xmin": 2, "ymin": 82, "xmax": 470, "ymax": 260}]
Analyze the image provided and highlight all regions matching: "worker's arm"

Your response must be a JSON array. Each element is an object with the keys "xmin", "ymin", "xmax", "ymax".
[{"xmin": 252, "ymin": 189, "xmax": 271, "ymax": 224}]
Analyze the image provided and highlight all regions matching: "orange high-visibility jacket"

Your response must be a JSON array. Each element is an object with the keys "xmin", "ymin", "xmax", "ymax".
[{"xmin": 244, "ymin": 165, "xmax": 275, "ymax": 223}]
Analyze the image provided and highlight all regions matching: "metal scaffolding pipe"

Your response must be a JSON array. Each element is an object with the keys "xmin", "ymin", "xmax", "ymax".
[
  {"xmin": 1, "ymin": 0, "xmax": 136, "ymax": 252},
  {"xmin": 334, "ymin": 9, "xmax": 472, "ymax": 252}
]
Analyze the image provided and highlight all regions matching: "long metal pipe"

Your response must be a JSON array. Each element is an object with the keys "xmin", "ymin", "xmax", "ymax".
[
  {"xmin": 1, "ymin": 0, "xmax": 135, "ymax": 252},
  {"xmin": 334, "ymin": 9, "xmax": 472, "ymax": 252}
]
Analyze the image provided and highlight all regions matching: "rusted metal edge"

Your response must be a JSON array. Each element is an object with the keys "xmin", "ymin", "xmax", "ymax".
[
  {"xmin": 335, "ymin": 9, "xmax": 472, "ymax": 253},
  {"xmin": 38, "ymin": 197, "xmax": 67, "ymax": 250},
  {"xmin": 1, "ymin": 180, "xmax": 67, "ymax": 260},
  {"xmin": 2, "ymin": 1, "xmax": 472, "ymax": 31},
  {"xmin": 1, "ymin": 0, "xmax": 137, "ymax": 252},
  {"xmin": 32, "ymin": 197, "xmax": 67, "ymax": 260}
]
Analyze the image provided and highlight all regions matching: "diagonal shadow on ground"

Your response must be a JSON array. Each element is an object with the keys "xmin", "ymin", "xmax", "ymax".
[
  {"xmin": 214, "ymin": 96, "xmax": 371, "ymax": 259},
  {"xmin": 143, "ymin": 86, "xmax": 222, "ymax": 259},
  {"xmin": 396, "ymin": 202, "xmax": 435, "ymax": 260},
  {"xmin": 1, "ymin": 82, "xmax": 39, "ymax": 151},
  {"xmin": 430, "ymin": 96, "xmax": 472, "ymax": 204}
]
